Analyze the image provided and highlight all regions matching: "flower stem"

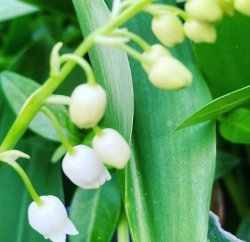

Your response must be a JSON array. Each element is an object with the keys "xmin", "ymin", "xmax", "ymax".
[
  {"xmin": 93, "ymin": 125, "xmax": 104, "ymax": 136},
  {"xmin": 117, "ymin": 211, "xmax": 129, "ymax": 242},
  {"xmin": 41, "ymin": 107, "xmax": 75, "ymax": 155},
  {"xmin": 60, "ymin": 54, "xmax": 96, "ymax": 85},
  {"xmin": 9, "ymin": 161, "xmax": 43, "ymax": 206},
  {"xmin": 0, "ymin": 0, "xmax": 152, "ymax": 157}
]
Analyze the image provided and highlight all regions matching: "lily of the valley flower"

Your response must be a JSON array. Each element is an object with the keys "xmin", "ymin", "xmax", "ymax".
[
  {"xmin": 148, "ymin": 56, "xmax": 192, "ymax": 90},
  {"xmin": 185, "ymin": 0, "xmax": 223, "ymax": 22},
  {"xmin": 93, "ymin": 128, "xmax": 131, "ymax": 169},
  {"xmin": 184, "ymin": 20, "xmax": 217, "ymax": 43},
  {"xmin": 234, "ymin": 0, "xmax": 250, "ymax": 15},
  {"xmin": 62, "ymin": 145, "xmax": 111, "ymax": 189},
  {"xmin": 28, "ymin": 195, "xmax": 78, "ymax": 242},
  {"xmin": 151, "ymin": 14, "xmax": 185, "ymax": 47},
  {"xmin": 142, "ymin": 44, "xmax": 171, "ymax": 72},
  {"xmin": 69, "ymin": 83, "xmax": 107, "ymax": 129}
]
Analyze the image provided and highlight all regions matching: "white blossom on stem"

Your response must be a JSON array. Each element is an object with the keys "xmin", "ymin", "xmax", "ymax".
[
  {"xmin": 234, "ymin": 0, "xmax": 250, "ymax": 15},
  {"xmin": 69, "ymin": 83, "xmax": 107, "ymax": 129},
  {"xmin": 62, "ymin": 145, "xmax": 111, "ymax": 189},
  {"xmin": 93, "ymin": 128, "xmax": 131, "ymax": 169},
  {"xmin": 28, "ymin": 195, "xmax": 78, "ymax": 242}
]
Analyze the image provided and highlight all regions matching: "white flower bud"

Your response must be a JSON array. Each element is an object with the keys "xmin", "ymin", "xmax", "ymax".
[
  {"xmin": 184, "ymin": 20, "xmax": 217, "ymax": 43},
  {"xmin": 69, "ymin": 84, "xmax": 107, "ymax": 129},
  {"xmin": 234, "ymin": 0, "xmax": 250, "ymax": 15},
  {"xmin": 152, "ymin": 15, "xmax": 185, "ymax": 47},
  {"xmin": 28, "ymin": 195, "xmax": 78, "ymax": 242},
  {"xmin": 93, "ymin": 128, "xmax": 131, "ymax": 169},
  {"xmin": 148, "ymin": 56, "xmax": 192, "ymax": 90},
  {"xmin": 142, "ymin": 44, "xmax": 171, "ymax": 72},
  {"xmin": 185, "ymin": 0, "xmax": 223, "ymax": 22},
  {"xmin": 62, "ymin": 145, "xmax": 111, "ymax": 189}
]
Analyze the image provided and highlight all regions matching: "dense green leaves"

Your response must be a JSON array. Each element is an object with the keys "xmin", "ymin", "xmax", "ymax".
[
  {"xmin": 208, "ymin": 212, "xmax": 244, "ymax": 242},
  {"xmin": 0, "ymin": 0, "xmax": 38, "ymax": 22},
  {"xmin": 0, "ymin": 71, "xmax": 79, "ymax": 143},
  {"xmin": 219, "ymin": 108, "xmax": 250, "ymax": 144},
  {"xmin": 69, "ymin": 175, "xmax": 121, "ymax": 242},
  {"xmin": 177, "ymin": 86, "xmax": 250, "ymax": 130}
]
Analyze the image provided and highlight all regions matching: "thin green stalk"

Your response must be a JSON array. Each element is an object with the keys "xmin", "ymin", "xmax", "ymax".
[
  {"xmin": 9, "ymin": 161, "xmax": 43, "ymax": 206},
  {"xmin": 41, "ymin": 107, "xmax": 75, "ymax": 155},
  {"xmin": 117, "ymin": 211, "xmax": 129, "ymax": 242},
  {"xmin": 0, "ymin": 0, "xmax": 152, "ymax": 155},
  {"xmin": 93, "ymin": 125, "xmax": 104, "ymax": 136}
]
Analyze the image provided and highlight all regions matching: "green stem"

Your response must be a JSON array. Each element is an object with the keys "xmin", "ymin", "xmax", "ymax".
[
  {"xmin": 9, "ymin": 161, "xmax": 43, "ymax": 206},
  {"xmin": 93, "ymin": 125, "xmax": 104, "ymax": 136},
  {"xmin": 41, "ymin": 107, "xmax": 75, "ymax": 155},
  {"xmin": 117, "ymin": 211, "xmax": 129, "ymax": 242},
  {"xmin": 60, "ymin": 54, "xmax": 96, "ymax": 85},
  {"xmin": 0, "ymin": 0, "xmax": 153, "ymax": 156},
  {"xmin": 113, "ymin": 30, "xmax": 151, "ymax": 51}
]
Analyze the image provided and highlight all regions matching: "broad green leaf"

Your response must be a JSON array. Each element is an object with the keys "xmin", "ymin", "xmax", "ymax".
[
  {"xmin": 208, "ymin": 211, "xmax": 244, "ymax": 242},
  {"xmin": 0, "ymin": 0, "xmax": 38, "ymax": 22},
  {"xmin": 123, "ymin": 1, "xmax": 216, "ymax": 241},
  {"xmin": 195, "ymin": 14, "xmax": 250, "ymax": 99},
  {"xmin": 215, "ymin": 150, "xmax": 240, "ymax": 180},
  {"xmin": 177, "ymin": 86, "xmax": 250, "ymax": 130},
  {"xmin": 0, "ymin": 71, "xmax": 79, "ymax": 143},
  {"xmin": 237, "ymin": 212, "xmax": 250, "ymax": 241},
  {"xmin": 69, "ymin": 175, "xmax": 121, "ymax": 242},
  {"xmin": 0, "ymin": 136, "xmax": 64, "ymax": 242},
  {"xmin": 219, "ymin": 108, "xmax": 250, "ymax": 144}
]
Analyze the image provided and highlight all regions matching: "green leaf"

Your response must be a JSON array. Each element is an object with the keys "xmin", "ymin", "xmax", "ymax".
[
  {"xmin": 0, "ymin": 0, "xmax": 38, "ymax": 22},
  {"xmin": 124, "ymin": 2, "xmax": 216, "ymax": 242},
  {"xmin": 215, "ymin": 150, "xmax": 240, "ymax": 180},
  {"xmin": 237, "ymin": 211, "xmax": 250, "ymax": 241},
  {"xmin": 0, "ymin": 71, "xmax": 79, "ymax": 143},
  {"xmin": 195, "ymin": 14, "xmax": 250, "ymax": 99},
  {"xmin": 72, "ymin": 0, "xmax": 134, "ymax": 142},
  {"xmin": 0, "ymin": 136, "xmax": 64, "ymax": 242},
  {"xmin": 219, "ymin": 108, "xmax": 250, "ymax": 144},
  {"xmin": 208, "ymin": 211, "xmax": 244, "ymax": 242},
  {"xmin": 69, "ymin": 175, "xmax": 121, "ymax": 242},
  {"xmin": 177, "ymin": 86, "xmax": 250, "ymax": 130}
]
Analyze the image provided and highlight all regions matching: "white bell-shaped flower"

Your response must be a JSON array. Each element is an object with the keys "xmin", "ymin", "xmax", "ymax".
[
  {"xmin": 69, "ymin": 83, "xmax": 107, "ymax": 129},
  {"xmin": 152, "ymin": 14, "xmax": 185, "ymax": 47},
  {"xmin": 93, "ymin": 128, "xmax": 131, "ymax": 169},
  {"xmin": 234, "ymin": 0, "xmax": 250, "ymax": 15},
  {"xmin": 185, "ymin": 0, "xmax": 223, "ymax": 22},
  {"xmin": 148, "ymin": 56, "xmax": 192, "ymax": 90},
  {"xmin": 28, "ymin": 195, "xmax": 78, "ymax": 242},
  {"xmin": 142, "ymin": 44, "xmax": 171, "ymax": 72},
  {"xmin": 184, "ymin": 20, "xmax": 217, "ymax": 43},
  {"xmin": 62, "ymin": 145, "xmax": 111, "ymax": 189}
]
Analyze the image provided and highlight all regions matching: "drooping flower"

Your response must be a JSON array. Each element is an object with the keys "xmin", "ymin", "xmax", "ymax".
[
  {"xmin": 142, "ymin": 44, "xmax": 171, "ymax": 72},
  {"xmin": 69, "ymin": 83, "xmax": 107, "ymax": 129},
  {"xmin": 62, "ymin": 145, "xmax": 111, "ymax": 189},
  {"xmin": 147, "ymin": 56, "xmax": 192, "ymax": 90},
  {"xmin": 234, "ymin": 0, "xmax": 250, "ymax": 15},
  {"xmin": 93, "ymin": 128, "xmax": 131, "ymax": 169},
  {"xmin": 151, "ymin": 14, "xmax": 185, "ymax": 47},
  {"xmin": 185, "ymin": 0, "xmax": 223, "ymax": 22},
  {"xmin": 28, "ymin": 195, "xmax": 78, "ymax": 242},
  {"xmin": 184, "ymin": 19, "xmax": 217, "ymax": 43}
]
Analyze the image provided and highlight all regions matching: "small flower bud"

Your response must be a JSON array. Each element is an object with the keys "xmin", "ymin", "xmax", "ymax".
[
  {"xmin": 62, "ymin": 145, "xmax": 111, "ymax": 189},
  {"xmin": 234, "ymin": 0, "xmax": 250, "ymax": 15},
  {"xmin": 185, "ymin": 0, "xmax": 223, "ymax": 22},
  {"xmin": 28, "ymin": 195, "xmax": 78, "ymax": 242},
  {"xmin": 69, "ymin": 84, "xmax": 107, "ymax": 129},
  {"xmin": 148, "ymin": 57, "xmax": 192, "ymax": 90},
  {"xmin": 152, "ymin": 15, "xmax": 185, "ymax": 47},
  {"xmin": 142, "ymin": 44, "xmax": 171, "ymax": 72},
  {"xmin": 93, "ymin": 128, "xmax": 131, "ymax": 169},
  {"xmin": 184, "ymin": 20, "xmax": 217, "ymax": 43}
]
